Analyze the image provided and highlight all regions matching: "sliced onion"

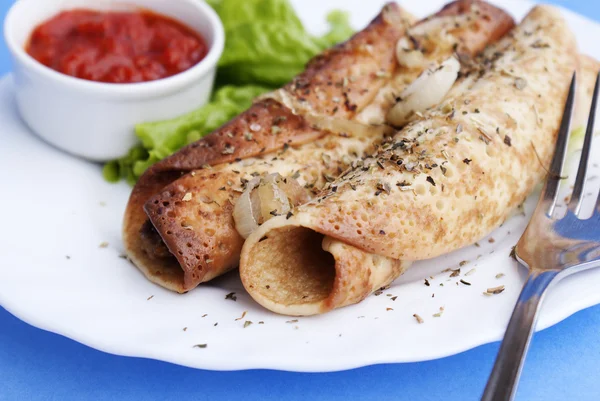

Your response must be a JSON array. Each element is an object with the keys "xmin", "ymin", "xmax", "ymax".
[
  {"xmin": 263, "ymin": 87, "xmax": 395, "ymax": 139},
  {"xmin": 409, "ymin": 14, "xmax": 469, "ymax": 37},
  {"xmin": 395, "ymin": 37, "xmax": 425, "ymax": 69},
  {"xmin": 259, "ymin": 89, "xmax": 314, "ymax": 115},
  {"xmin": 233, "ymin": 174, "xmax": 309, "ymax": 239},
  {"xmin": 279, "ymin": 176, "xmax": 311, "ymax": 206},
  {"xmin": 257, "ymin": 174, "xmax": 291, "ymax": 221},
  {"xmin": 396, "ymin": 15, "xmax": 467, "ymax": 69},
  {"xmin": 233, "ymin": 178, "xmax": 261, "ymax": 239},
  {"xmin": 264, "ymin": 89, "xmax": 394, "ymax": 139},
  {"xmin": 386, "ymin": 57, "xmax": 460, "ymax": 127}
]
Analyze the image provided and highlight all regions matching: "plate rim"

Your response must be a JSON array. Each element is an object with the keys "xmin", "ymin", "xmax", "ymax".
[{"xmin": 3, "ymin": 0, "xmax": 600, "ymax": 372}]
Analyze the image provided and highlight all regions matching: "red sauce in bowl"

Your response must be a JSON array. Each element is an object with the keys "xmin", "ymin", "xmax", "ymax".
[{"xmin": 26, "ymin": 10, "xmax": 209, "ymax": 84}]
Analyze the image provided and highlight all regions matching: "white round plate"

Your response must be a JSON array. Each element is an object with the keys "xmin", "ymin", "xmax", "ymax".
[{"xmin": 1, "ymin": 0, "xmax": 600, "ymax": 372}]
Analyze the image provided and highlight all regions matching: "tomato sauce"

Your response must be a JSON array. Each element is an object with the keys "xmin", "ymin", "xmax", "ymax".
[{"xmin": 26, "ymin": 10, "xmax": 208, "ymax": 84}]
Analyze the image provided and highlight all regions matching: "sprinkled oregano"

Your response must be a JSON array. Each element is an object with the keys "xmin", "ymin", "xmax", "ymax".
[{"xmin": 484, "ymin": 285, "xmax": 506, "ymax": 295}]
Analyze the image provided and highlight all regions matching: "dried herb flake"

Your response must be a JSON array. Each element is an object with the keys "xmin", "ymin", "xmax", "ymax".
[{"xmin": 485, "ymin": 285, "xmax": 506, "ymax": 295}]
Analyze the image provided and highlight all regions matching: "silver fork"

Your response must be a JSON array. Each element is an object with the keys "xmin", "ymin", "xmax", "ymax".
[{"xmin": 481, "ymin": 71, "xmax": 600, "ymax": 401}]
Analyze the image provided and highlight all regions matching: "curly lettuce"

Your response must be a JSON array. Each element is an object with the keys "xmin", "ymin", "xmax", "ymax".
[{"xmin": 215, "ymin": 1, "xmax": 353, "ymax": 86}]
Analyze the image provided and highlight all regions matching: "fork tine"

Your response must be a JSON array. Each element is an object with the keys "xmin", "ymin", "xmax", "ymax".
[
  {"xmin": 569, "ymin": 72, "xmax": 600, "ymax": 214},
  {"xmin": 544, "ymin": 72, "xmax": 577, "ymax": 216}
]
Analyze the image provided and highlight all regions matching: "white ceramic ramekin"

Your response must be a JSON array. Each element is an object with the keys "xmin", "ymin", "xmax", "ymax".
[{"xmin": 4, "ymin": 0, "xmax": 224, "ymax": 161}]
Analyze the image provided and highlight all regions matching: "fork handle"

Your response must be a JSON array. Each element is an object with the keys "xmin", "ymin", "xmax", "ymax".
[{"xmin": 481, "ymin": 270, "xmax": 560, "ymax": 401}]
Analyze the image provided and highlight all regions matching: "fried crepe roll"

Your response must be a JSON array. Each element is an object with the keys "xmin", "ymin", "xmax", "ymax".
[
  {"xmin": 240, "ymin": 6, "xmax": 580, "ymax": 315},
  {"xmin": 123, "ymin": 1, "xmax": 514, "ymax": 293}
]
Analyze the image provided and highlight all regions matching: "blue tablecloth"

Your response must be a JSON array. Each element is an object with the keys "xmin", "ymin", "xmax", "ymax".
[{"xmin": 2, "ymin": 1, "xmax": 600, "ymax": 400}]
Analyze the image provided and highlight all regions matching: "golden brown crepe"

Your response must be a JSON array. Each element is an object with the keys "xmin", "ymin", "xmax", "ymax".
[
  {"xmin": 123, "ymin": 1, "xmax": 515, "ymax": 293},
  {"xmin": 575, "ymin": 54, "xmax": 600, "ymax": 129},
  {"xmin": 240, "ymin": 5, "xmax": 581, "ymax": 316}
]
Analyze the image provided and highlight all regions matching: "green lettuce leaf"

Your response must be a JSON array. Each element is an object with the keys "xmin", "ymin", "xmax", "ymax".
[
  {"xmin": 314, "ymin": 11, "xmax": 355, "ymax": 49},
  {"xmin": 103, "ymin": 0, "xmax": 354, "ymax": 184},
  {"xmin": 217, "ymin": 4, "xmax": 354, "ymax": 87},
  {"xmin": 102, "ymin": 85, "xmax": 270, "ymax": 184},
  {"xmin": 217, "ymin": 22, "xmax": 323, "ymax": 86},
  {"xmin": 208, "ymin": 0, "xmax": 303, "ymax": 32}
]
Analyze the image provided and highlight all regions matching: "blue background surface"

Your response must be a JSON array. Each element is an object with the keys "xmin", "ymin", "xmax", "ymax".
[{"xmin": 2, "ymin": 1, "xmax": 600, "ymax": 400}]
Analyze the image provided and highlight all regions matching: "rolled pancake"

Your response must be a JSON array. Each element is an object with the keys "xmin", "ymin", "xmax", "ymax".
[
  {"xmin": 575, "ymin": 54, "xmax": 600, "ymax": 130},
  {"xmin": 123, "ymin": 1, "xmax": 515, "ymax": 293},
  {"xmin": 240, "ymin": 5, "xmax": 583, "ymax": 315}
]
